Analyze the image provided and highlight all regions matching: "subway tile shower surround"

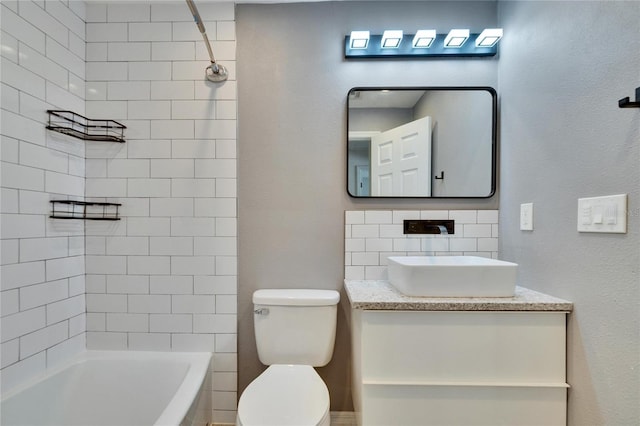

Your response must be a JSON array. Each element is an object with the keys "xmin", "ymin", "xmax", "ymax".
[
  {"xmin": 1, "ymin": 2, "xmax": 237, "ymax": 423},
  {"xmin": 345, "ymin": 210, "xmax": 499, "ymax": 280}
]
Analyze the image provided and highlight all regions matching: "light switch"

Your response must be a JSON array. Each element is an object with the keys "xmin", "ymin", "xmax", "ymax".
[
  {"xmin": 520, "ymin": 203, "xmax": 533, "ymax": 231},
  {"xmin": 577, "ymin": 194, "xmax": 627, "ymax": 233}
]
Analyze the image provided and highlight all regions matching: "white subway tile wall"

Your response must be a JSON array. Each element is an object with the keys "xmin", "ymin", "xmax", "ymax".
[
  {"xmin": 84, "ymin": 3, "xmax": 237, "ymax": 423},
  {"xmin": 345, "ymin": 210, "xmax": 499, "ymax": 280},
  {"xmin": 1, "ymin": 1, "xmax": 87, "ymax": 392},
  {"xmin": 1, "ymin": 2, "xmax": 237, "ymax": 423}
]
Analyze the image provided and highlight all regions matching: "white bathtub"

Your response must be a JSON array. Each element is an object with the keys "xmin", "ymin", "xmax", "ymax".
[{"xmin": 1, "ymin": 351, "xmax": 211, "ymax": 426}]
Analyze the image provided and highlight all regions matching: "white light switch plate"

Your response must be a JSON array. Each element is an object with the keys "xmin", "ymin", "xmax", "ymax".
[
  {"xmin": 520, "ymin": 203, "xmax": 533, "ymax": 231},
  {"xmin": 577, "ymin": 194, "xmax": 627, "ymax": 233}
]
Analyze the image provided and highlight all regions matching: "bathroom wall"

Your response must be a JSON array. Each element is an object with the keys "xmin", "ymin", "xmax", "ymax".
[
  {"xmin": 82, "ymin": 2, "xmax": 237, "ymax": 423},
  {"xmin": 1, "ymin": 0, "xmax": 87, "ymax": 392},
  {"xmin": 497, "ymin": 1, "xmax": 640, "ymax": 425},
  {"xmin": 237, "ymin": 1, "xmax": 499, "ymax": 411}
]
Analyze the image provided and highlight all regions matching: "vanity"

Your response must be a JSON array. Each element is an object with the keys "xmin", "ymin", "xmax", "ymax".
[{"xmin": 345, "ymin": 280, "xmax": 573, "ymax": 426}]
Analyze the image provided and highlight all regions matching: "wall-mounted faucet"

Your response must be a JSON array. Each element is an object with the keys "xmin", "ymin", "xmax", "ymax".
[{"xmin": 403, "ymin": 220, "xmax": 455, "ymax": 235}]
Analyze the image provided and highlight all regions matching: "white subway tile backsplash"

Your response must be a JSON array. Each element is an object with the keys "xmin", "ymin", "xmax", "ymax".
[
  {"xmin": 1, "ymin": 6, "xmax": 45, "ymax": 54},
  {"xmin": 86, "ymin": 332, "xmax": 127, "ymax": 350},
  {"xmin": 1, "ymin": 307, "xmax": 46, "ymax": 343},
  {"xmin": 129, "ymin": 61, "xmax": 172, "ymax": 81},
  {"xmin": 86, "ymin": 294, "xmax": 127, "ymax": 313},
  {"xmin": 128, "ymin": 333, "xmax": 170, "ymax": 351},
  {"xmin": 85, "ymin": 256, "xmax": 127, "ymax": 275},
  {"xmin": 86, "ymin": 23, "xmax": 128, "ymax": 42},
  {"xmin": 128, "ymin": 100, "xmax": 171, "ymax": 120},
  {"xmin": 151, "ymin": 41, "xmax": 195, "ymax": 61},
  {"xmin": 149, "ymin": 314, "xmax": 192, "ymax": 333},
  {"xmin": 150, "ymin": 4, "xmax": 193, "ymax": 22},
  {"xmin": 127, "ymin": 217, "xmax": 171, "ymax": 236},
  {"xmin": 106, "ymin": 313, "xmax": 148, "ymax": 332},
  {"xmin": 86, "ymin": 178, "xmax": 127, "ymax": 198},
  {"xmin": 127, "ymin": 140, "xmax": 172, "ymax": 159},
  {"xmin": 107, "ymin": 81, "xmax": 150, "ymax": 101},
  {"xmin": 45, "ymin": 38, "xmax": 85, "ymax": 80},
  {"xmin": 19, "ymin": 322, "xmax": 68, "ymax": 359},
  {"xmin": 19, "ymin": 1, "xmax": 68, "ymax": 47},
  {"xmin": 128, "ymin": 23, "xmax": 170, "ymax": 43},
  {"xmin": 150, "ymin": 159, "xmax": 194, "ymax": 178},
  {"xmin": 127, "ymin": 179, "xmax": 171, "ymax": 197},
  {"xmin": 107, "ymin": 4, "xmax": 150, "ymax": 23},
  {"xmin": 149, "ymin": 198, "xmax": 194, "ymax": 217},
  {"xmin": 107, "ymin": 275, "xmax": 149, "ymax": 295},
  {"xmin": 19, "ymin": 237, "xmax": 68, "ymax": 263},
  {"xmin": 345, "ymin": 210, "xmax": 499, "ymax": 280},
  {"xmin": 128, "ymin": 256, "xmax": 171, "ymax": 275},
  {"xmin": 171, "ymin": 179, "xmax": 216, "ymax": 198},
  {"xmin": 1, "ymin": 214, "xmax": 45, "ymax": 239},
  {"xmin": 18, "ymin": 44, "xmax": 69, "ymax": 90},
  {"xmin": 149, "ymin": 237, "xmax": 193, "ymax": 256},
  {"xmin": 1, "ymin": 289, "xmax": 19, "ymax": 317},
  {"xmin": 171, "ymin": 256, "xmax": 215, "ymax": 276},
  {"xmin": 171, "ymin": 334, "xmax": 215, "ymax": 352},
  {"xmin": 150, "ymin": 276, "xmax": 193, "ymax": 295},
  {"xmin": 43, "ymin": 1, "xmax": 85, "ymax": 39},
  {"xmin": 151, "ymin": 81, "xmax": 194, "ymax": 100},
  {"xmin": 20, "ymin": 279, "xmax": 68, "ymax": 311},
  {"xmin": 1, "ymin": 58, "xmax": 46, "ymax": 100},
  {"xmin": 86, "ymin": 62, "xmax": 128, "ymax": 81},
  {"xmin": 106, "ymin": 237, "xmax": 149, "ymax": 256},
  {"xmin": 47, "ymin": 295, "xmax": 85, "ymax": 326}
]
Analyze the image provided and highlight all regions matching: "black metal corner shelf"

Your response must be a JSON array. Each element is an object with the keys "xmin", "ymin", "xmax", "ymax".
[
  {"xmin": 618, "ymin": 87, "xmax": 640, "ymax": 108},
  {"xmin": 46, "ymin": 110, "xmax": 126, "ymax": 142},
  {"xmin": 50, "ymin": 200, "xmax": 121, "ymax": 221}
]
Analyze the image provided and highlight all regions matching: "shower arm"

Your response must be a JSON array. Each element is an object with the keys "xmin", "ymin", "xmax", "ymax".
[{"xmin": 185, "ymin": 0, "xmax": 228, "ymax": 81}]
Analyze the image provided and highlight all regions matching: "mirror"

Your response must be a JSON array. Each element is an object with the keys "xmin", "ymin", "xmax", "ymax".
[{"xmin": 347, "ymin": 87, "xmax": 496, "ymax": 198}]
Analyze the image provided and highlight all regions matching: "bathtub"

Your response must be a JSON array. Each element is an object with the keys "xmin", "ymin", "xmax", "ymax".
[{"xmin": 1, "ymin": 351, "xmax": 211, "ymax": 426}]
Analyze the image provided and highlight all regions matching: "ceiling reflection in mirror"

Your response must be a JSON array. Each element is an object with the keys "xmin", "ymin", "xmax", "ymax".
[{"xmin": 347, "ymin": 87, "xmax": 496, "ymax": 198}]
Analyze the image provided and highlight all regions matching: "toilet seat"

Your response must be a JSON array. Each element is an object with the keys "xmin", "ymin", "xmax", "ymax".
[{"xmin": 237, "ymin": 364, "xmax": 330, "ymax": 426}]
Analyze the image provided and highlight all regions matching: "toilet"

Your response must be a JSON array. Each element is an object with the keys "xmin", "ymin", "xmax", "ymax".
[{"xmin": 236, "ymin": 289, "xmax": 340, "ymax": 426}]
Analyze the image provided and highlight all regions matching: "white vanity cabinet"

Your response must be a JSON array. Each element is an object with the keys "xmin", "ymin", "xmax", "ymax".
[{"xmin": 346, "ymin": 281, "xmax": 572, "ymax": 426}]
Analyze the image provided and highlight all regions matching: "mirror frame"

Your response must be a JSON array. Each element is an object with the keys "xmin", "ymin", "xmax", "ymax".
[{"xmin": 347, "ymin": 86, "xmax": 497, "ymax": 199}]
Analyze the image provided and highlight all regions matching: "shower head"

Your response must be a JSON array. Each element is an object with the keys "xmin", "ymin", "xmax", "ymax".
[
  {"xmin": 206, "ymin": 63, "xmax": 229, "ymax": 83},
  {"xmin": 185, "ymin": 0, "xmax": 228, "ymax": 83}
]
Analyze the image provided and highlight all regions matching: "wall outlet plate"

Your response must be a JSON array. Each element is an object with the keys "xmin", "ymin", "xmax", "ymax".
[
  {"xmin": 520, "ymin": 203, "xmax": 533, "ymax": 231},
  {"xmin": 577, "ymin": 194, "xmax": 627, "ymax": 233}
]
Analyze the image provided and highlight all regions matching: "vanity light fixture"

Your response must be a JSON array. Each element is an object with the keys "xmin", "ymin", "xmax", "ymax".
[
  {"xmin": 412, "ymin": 30, "xmax": 436, "ymax": 48},
  {"xmin": 344, "ymin": 28, "xmax": 502, "ymax": 58},
  {"xmin": 381, "ymin": 30, "xmax": 403, "ymax": 48},
  {"xmin": 475, "ymin": 28, "xmax": 503, "ymax": 47},
  {"xmin": 444, "ymin": 29, "xmax": 470, "ymax": 48},
  {"xmin": 349, "ymin": 31, "xmax": 370, "ymax": 49}
]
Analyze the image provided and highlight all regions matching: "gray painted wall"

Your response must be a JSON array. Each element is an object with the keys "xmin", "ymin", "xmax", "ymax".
[
  {"xmin": 237, "ymin": 1, "xmax": 499, "ymax": 411},
  {"xmin": 498, "ymin": 2, "xmax": 639, "ymax": 425}
]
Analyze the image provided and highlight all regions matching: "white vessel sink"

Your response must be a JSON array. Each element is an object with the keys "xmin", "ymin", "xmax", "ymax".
[{"xmin": 387, "ymin": 256, "xmax": 518, "ymax": 297}]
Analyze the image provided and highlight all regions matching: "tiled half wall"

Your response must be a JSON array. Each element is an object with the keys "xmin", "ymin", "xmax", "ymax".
[{"xmin": 345, "ymin": 210, "xmax": 499, "ymax": 280}]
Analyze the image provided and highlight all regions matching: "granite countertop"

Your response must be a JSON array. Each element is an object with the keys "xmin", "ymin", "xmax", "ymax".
[{"xmin": 345, "ymin": 280, "xmax": 573, "ymax": 312}]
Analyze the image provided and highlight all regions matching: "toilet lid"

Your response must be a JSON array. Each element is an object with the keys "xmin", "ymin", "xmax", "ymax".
[{"xmin": 238, "ymin": 365, "xmax": 330, "ymax": 426}]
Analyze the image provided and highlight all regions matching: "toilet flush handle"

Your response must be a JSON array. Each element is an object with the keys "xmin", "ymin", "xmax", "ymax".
[{"xmin": 254, "ymin": 308, "xmax": 269, "ymax": 315}]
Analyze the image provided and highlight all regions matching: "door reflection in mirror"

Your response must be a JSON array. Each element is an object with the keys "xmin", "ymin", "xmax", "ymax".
[{"xmin": 347, "ymin": 87, "xmax": 496, "ymax": 198}]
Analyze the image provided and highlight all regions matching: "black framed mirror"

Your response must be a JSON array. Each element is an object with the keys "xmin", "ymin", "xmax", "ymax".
[{"xmin": 347, "ymin": 87, "xmax": 497, "ymax": 198}]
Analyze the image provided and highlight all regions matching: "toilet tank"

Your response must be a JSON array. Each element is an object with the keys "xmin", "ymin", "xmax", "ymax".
[{"xmin": 253, "ymin": 289, "xmax": 340, "ymax": 367}]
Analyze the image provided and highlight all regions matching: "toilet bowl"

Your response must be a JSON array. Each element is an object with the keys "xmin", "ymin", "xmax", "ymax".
[
  {"xmin": 236, "ymin": 289, "xmax": 339, "ymax": 426},
  {"xmin": 236, "ymin": 365, "xmax": 330, "ymax": 426}
]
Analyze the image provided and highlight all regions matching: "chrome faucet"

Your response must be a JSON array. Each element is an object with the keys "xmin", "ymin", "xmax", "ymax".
[{"xmin": 436, "ymin": 225, "xmax": 449, "ymax": 235}]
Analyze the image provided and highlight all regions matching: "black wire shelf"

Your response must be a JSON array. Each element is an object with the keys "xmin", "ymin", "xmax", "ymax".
[
  {"xmin": 50, "ymin": 200, "xmax": 122, "ymax": 221},
  {"xmin": 46, "ymin": 110, "xmax": 126, "ymax": 142}
]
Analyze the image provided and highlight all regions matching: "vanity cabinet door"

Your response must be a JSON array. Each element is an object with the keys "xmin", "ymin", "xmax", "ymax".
[{"xmin": 351, "ymin": 310, "xmax": 568, "ymax": 426}]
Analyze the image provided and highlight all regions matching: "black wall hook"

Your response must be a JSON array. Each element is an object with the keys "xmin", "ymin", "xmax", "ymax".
[{"xmin": 618, "ymin": 87, "xmax": 640, "ymax": 108}]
